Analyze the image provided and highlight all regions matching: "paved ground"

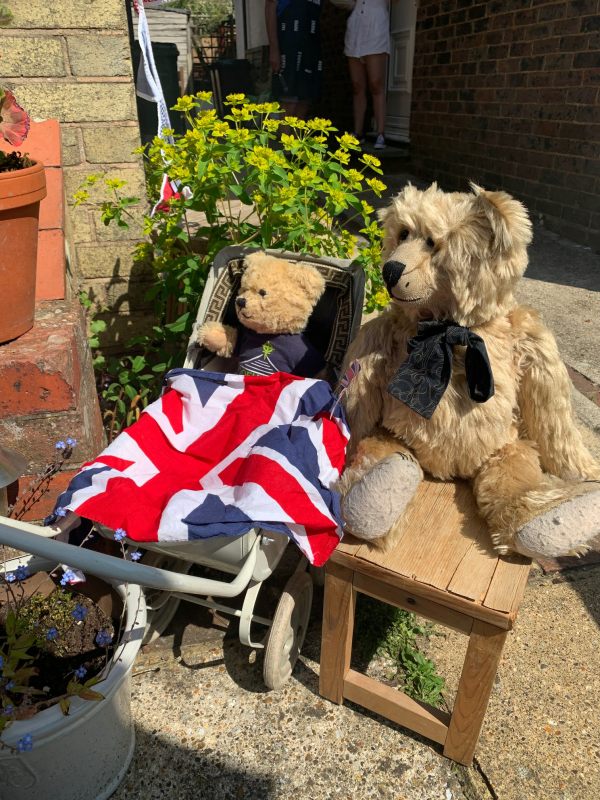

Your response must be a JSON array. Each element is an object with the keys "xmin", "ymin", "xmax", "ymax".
[{"xmin": 114, "ymin": 157, "xmax": 600, "ymax": 800}]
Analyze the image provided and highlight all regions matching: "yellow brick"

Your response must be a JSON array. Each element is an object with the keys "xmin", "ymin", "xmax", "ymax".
[
  {"xmin": 76, "ymin": 244, "xmax": 151, "ymax": 281},
  {"xmin": 82, "ymin": 126, "xmax": 141, "ymax": 163},
  {"xmin": 67, "ymin": 35, "xmax": 132, "ymax": 78},
  {"xmin": 11, "ymin": 83, "xmax": 138, "ymax": 124},
  {"xmin": 83, "ymin": 277, "xmax": 153, "ymax": 314},
  {"xmin": 0, "ymin": 36, "xmax": 65, "ymax": 77},
  {"xmin": 93, "ymin": 207, "xmax": 146, "ymax": 243},
  {"xmin": 69, "ymin": 207, "xmax": 95, "ymax": 243},
  {"xmin": 9, "ymin": 0, "xmax": 125, "ymax": 29},
  {"xmin": 60, "ymin": 126, "xmax": 83, "ymax": 167},
  {"xmin": 64, "ymin": 166, "xmax": 147, "ymax": 206}
]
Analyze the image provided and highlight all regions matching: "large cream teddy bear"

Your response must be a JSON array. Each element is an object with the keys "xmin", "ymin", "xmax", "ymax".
[{"xmin": 339, "ymin": 183, "xmax": 600, "ymax": 559}]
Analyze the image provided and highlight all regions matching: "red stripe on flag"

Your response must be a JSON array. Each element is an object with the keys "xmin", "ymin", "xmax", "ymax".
[
  {"xmin": 75, "ymin": 411, "xmax": 211, "ymax": 540},
  {"xmin": 183, "ymin": 372, "xmax": 302, "ymax": 464},
  {"xmin": 94, "ymin": 455, "xmax": 135, "ymax": 471},
  {"xmin": 161, "ymin": 386, "xmax": 184, "ymax": 434},
  {"xmin": 314, "ymin": 412, "xmax": 348, "ymax": 474},
  {"xmin": 219, "ymin": 453, "xmax": 341, "ymax": 564},
  {"xmin": 73, "ymin": 478, "xmax": 162, "ymax": 542}
]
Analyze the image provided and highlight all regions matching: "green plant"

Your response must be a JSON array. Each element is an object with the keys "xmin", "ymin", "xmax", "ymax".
[
  {"xmin": 0, "ymin": 5, "xmax": 13, "ymax": 27},
  {"xmin": 0, "ymin": 568, "xmax": 109, "ymax": 751},
  {"xmin": 165, "ymin": 0, "xmax": 233, "ymax": 34},
  {"xmin": 1, "ymin": 440, "xmax": 118, "ymax": 751},
  {"xmin": 78, "ymin": 93, "xmax": 388, "ymax": 437},
  {"xmin": 354, "ymin": 595, "xmax": 446, "ymax": 708}
]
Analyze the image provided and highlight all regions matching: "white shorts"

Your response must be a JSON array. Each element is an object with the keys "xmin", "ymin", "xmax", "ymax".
[{"xmin": 344, "ymin": 0, "xmax": 391, "ymax": 59}]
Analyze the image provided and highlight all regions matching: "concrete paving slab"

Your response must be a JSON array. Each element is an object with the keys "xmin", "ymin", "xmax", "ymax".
[
  {"xmin": 114, "ymin": 605, "xmax": 477, "ymax": 800},
  {"xmin": 422, "ymin": 567, "xmax": 600, "ymax": 800}
]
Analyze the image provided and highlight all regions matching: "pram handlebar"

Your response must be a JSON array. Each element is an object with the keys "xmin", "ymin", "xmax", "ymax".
[{"xmin": 0, "ymin": 515, "xmax": 259, "ymax": 598}]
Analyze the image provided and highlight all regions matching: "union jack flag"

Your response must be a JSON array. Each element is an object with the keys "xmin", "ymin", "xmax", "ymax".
[{"xmin": 52, "ymin": 369, "xmax": 350, "ymax": 567}]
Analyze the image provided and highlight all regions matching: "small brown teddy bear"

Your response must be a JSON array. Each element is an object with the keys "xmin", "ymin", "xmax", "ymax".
[
  {"xmin": 196, "ymin": 251, "xmax": 327, "ymax": 378},
  {"xmin": 339, "ymin": 182, "xmax": 600, "ymax": 560}
]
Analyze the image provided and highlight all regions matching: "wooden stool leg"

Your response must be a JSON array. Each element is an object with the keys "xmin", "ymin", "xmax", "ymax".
[
  {"xmin": 319, "ymin": 562, "xmax": 355, "ymax": 704},
  {"xmin": 444, "ymin": 619, "xmax": 508, "ymax": 765}
]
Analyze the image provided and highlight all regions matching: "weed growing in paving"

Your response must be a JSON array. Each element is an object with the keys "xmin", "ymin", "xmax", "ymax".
[{"xmin": 354, "ymin": 594, "xmax": 446, "ymax": 708}]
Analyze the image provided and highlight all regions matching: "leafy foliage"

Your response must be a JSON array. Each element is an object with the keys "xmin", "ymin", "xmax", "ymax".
[
  {"xmin": 354, "ymin": 595, "xmax": 446, "ymax": 708},
  {"xmin": 80, "ymin": 93, "xmax": 388, "ymax": 438},
  {"xmin": 165, "ymin": 0, "xmax": 233, "ymax": 34}
]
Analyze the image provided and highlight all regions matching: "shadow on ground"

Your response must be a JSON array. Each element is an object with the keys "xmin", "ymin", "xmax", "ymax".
[
  {"xmin": 525, "ymin": 225, "xmax": 600, "ymax": 291},
  {"xmin": 114, "ymin": 726, "xmax": 276, "ymax": 800}
]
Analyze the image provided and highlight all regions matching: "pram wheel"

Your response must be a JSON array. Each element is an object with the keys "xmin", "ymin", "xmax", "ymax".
[
  {"xmin": 263, "ymin": 568, "xmax": 313, "ymax": 690},
  {"xmin": 141, "ymin": 551, "xmax": 192, "ymax": 645}
]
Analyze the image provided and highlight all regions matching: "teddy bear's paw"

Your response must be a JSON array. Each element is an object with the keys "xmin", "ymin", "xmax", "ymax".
[
  {"xmin": 513, "ymin": 487, "xmax": 600, "ymax": 559},
  {"xmin": 196, "ymin": 321, "xmax": 232, "ymax": 356},
  {"xmin": 342, "ymin": 453, "xmax": 422, "ymax": 541}
]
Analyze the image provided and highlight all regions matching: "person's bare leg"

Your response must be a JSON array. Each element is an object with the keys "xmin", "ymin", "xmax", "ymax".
[
  {"xmin": 279, "ymin": 99, "xmax": 311, "ymax": 120},
  {"xmin": 348, "ymin": 57, "xmax": 367, "ymax": 137},
  {"xmin": 294, "ymin": 100, "xmax": 311, "ymax": 120},
  {"xmin": 364, "ymin": 53, "xmax": 388, "ymax": 135},
  {"xmin": 279, "ymin": 99, "xmax": 298, "ymax": 117}
]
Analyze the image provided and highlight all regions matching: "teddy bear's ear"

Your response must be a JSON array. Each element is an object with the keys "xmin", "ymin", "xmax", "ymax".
[
  {"xmin": 469, "ymin": 182, "xmax": 532, "ymax": 254},
  {"xmin": 294, "ymin": 264, "xmax": 326, "ymax": 302}
]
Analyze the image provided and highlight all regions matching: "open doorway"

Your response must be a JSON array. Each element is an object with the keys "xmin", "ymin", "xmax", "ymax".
[
  {"xmin": 233, "ymin": 1, "xmax": 417, "ymax": 142},
  {"xmin": 385, "ymin": 0, "xmax": 417, "ymax": 143}
]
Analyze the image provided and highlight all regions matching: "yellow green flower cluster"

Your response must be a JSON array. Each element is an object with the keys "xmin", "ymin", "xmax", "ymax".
[{"xmin": 78, "ymin": 92, "xmax": 391, "ymax": 321}]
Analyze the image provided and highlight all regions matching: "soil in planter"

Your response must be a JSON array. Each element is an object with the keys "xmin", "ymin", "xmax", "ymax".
[
  {"xmin": 0, "ymin": 151, "xmax": 33, "ymax": 173},
  {"xmin": 0, "ymin": 574, "xmax": 117, "ymax": 719}
]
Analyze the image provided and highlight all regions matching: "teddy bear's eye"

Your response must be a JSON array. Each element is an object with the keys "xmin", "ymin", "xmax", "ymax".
[
  {"xmin": 426, "ymin": 237, "xmax": 435, "ymax": 248},
  {"xmin": 258, "ymin": 289, "xmax": 267, "ymax": 297},
  {"xmin": 399, "ymin": 229, "xmax": 409, "ymax": 241}
]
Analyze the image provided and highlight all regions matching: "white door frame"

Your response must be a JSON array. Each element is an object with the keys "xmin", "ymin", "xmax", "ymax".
[
  {"xmin": 235, "ymin": 0, "xmax": 268, "ymax": 59},
  {"xmin": 385, "ymin": 0, "xmax": 418, "ymax": 143}
]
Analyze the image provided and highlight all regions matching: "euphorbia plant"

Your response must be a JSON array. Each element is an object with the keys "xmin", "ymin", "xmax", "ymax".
[{"xmin": 78, "ymin": 93, "xmax": 389, "ymax": 436}]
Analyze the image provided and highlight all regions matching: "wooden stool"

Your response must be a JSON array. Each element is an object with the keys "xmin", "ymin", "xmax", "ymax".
[{"xmin": 319, "ymin": 478, "xmax": 531, "ymax": 766}]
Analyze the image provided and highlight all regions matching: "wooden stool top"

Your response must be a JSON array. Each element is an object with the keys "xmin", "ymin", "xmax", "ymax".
[{"xmin": 331, "ymin": 478, "xmax": 531, "ymax": 630}]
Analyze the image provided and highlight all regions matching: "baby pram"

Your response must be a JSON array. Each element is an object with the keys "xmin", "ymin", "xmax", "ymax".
[{"xmin": 0, "ymin": 245, "xmax": 365, "ymax": 689}]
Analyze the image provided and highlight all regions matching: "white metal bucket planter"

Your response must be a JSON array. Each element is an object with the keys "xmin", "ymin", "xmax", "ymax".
[{"xmin": 0, "ymin": 567, "xmax": 146, "ymax": 800}]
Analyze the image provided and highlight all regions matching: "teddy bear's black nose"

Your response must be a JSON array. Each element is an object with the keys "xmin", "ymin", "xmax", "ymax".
[
  {"xmin": 236, "ymin": 297, "xmax": 247, "ymax": 309},
  {"xmin": 383, "ymin": 260, "xmax": 406, "ymax": 290}
]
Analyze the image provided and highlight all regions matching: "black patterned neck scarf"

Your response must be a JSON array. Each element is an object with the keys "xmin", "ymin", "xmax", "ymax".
[{"xmin": 387, "ymin": 320, "xmax": 495, "ymax": 419}]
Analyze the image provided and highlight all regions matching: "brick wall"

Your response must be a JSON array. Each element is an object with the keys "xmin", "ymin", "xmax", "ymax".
[
  {"xmin": 0, "ymin": 0, "xmax": 152, "ymax": 347},
  {"xmin": 410, "ymin": 0, "xmax": 599, "ymax": 251}
]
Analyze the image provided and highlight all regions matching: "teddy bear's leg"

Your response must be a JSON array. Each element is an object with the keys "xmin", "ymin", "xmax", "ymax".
[
  {"xmin": 473, "ymin": 440, "xmax": 600, "ymax": 558},
  {"xmin": 338, "ymin": 429, "xmax": 423, "ymax": 545}
]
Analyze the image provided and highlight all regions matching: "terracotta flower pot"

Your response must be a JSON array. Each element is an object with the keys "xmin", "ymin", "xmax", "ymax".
[{"xmin": 0, "ymin": 161, "xmax": 47, "ymax": 343}]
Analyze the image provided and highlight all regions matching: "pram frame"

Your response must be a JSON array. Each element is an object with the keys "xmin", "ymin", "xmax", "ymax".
[{"xmin": 0, "ymin": 245, "xmax": 365, "ymax": 688}]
